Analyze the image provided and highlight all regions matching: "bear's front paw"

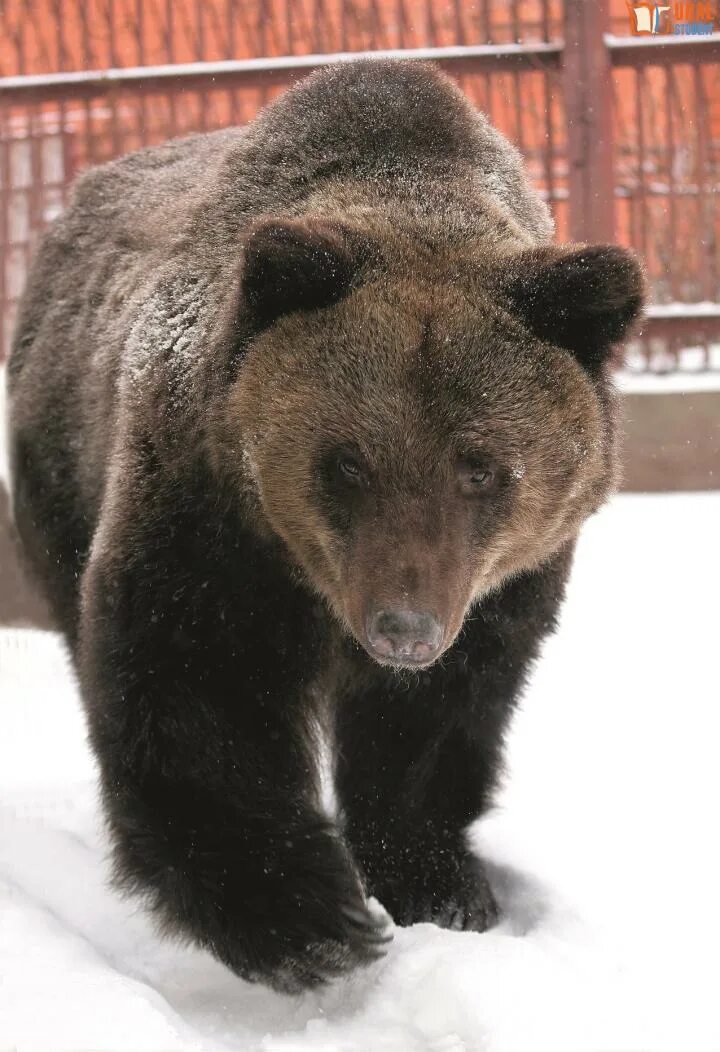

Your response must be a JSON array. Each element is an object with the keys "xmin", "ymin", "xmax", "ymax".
[
  {"xmin": 377, "ymin": 852, "xmax": 499, "ymax": 933},
  {"xmin": 215, "ymin": 827, "xmax": 392, "ymax": 993},
  {"xmin": 261, "ymin": 891, "xmax": 391, "ymax": 994}
]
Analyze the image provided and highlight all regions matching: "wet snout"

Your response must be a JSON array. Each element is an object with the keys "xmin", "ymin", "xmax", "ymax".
[{"xmin": 366, "ymin": 608, "xmax": 444, "ymax": 666}]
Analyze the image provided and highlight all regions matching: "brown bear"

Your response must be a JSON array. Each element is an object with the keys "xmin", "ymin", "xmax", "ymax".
[{"xmin": 7, "ymin": 59, "xmax": 643, "ymax": 993}]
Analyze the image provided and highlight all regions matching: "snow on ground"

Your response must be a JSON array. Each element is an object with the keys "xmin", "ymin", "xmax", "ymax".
[{"xmin": 1, "ymin": 492, "xmax": 719, "ymax": 1052}]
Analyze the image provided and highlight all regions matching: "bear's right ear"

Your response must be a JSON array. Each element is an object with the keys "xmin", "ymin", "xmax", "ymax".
[
  {"xmin": 493, "ymin": 244, "xmax": 645, "ymax": 370},
  {"xmin": 240, "ymin": 217, "xmax": 373, "ymax": 329}
]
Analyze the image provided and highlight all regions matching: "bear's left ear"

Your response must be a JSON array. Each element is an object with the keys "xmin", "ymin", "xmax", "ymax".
[
  {"xmin": 240, "ymin": 217, "xmax": 373, "ymax": 330},
  {"xmin": 496, "ymin": 245, "xmax": 645, "ymax": 369}
]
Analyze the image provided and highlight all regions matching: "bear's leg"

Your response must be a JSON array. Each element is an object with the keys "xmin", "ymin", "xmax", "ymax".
[
  {"xmin": 335, "ymin": 554, "xmax": 572, "ymax": 932},
  {"xmin": 78, "ymin": 518, "xmax": 389, "ymax": 993},
  {"xmin": 335, "ymin": 657, "xmax": 503, "ymax": 931}
]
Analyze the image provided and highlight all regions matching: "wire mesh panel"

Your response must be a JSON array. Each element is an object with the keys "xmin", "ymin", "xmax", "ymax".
[
  {"xmin": 0, "ymin": 0, "xmax": 564, "ymax": 73},
  {"xmin": 0, "ymin": 0, "xmax": 718, "ymax": 367},
  {"xmin": 614, "ymin": 63, "xmax": 719, "ymax": 302},
  {"xmin": 614, "ymin": 57, "xmax": 720, "ymax": 370}
]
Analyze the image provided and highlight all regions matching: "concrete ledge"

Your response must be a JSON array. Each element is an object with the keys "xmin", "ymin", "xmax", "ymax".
[{"xmin": 620, "ymin": 390, "xmax": 720, "ymax": 492}]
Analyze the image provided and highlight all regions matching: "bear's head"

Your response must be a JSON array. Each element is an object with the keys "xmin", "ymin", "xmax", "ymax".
[{"xmin": 227, "ymin": 217, "xmax": 644, "ymax": 669}]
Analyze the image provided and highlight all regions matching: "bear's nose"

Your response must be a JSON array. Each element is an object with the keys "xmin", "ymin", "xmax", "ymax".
[{"xmin": 366, "ymin": 609, "xmax": 443, "ymax": 665}]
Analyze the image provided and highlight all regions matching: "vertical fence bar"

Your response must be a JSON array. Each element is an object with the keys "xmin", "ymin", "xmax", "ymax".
[
  {"xmin": 165, "ymin": 0, "xmax": 178, "ymax": 138},
  {"xmin": 107, "ymin": 0, "xmax": 122, "ymax": 159},
  {"xmin": 664, "ymin": 65, "xmax": 677, "ymax": 303},
  {"xmin": 338, "ymin": 0, "xmax": 346, "ymax": 52},
  {"xmin": 257, "ymin": 0, "xmax": 268, "ymax": 107},
  {"xmin": 395, "ymin": 0, "xmax": 406, "ymax": 49},
  {"xmin": 563, "ymin": 0, "xmax": 614, "ymax": 244},
  {"xmin": 135, "ymin": 0, "xmax": 150, "ymax": 147},
  {"xmin": 195, "ymin": 0, "xmax": 208, "ymax": 132},
  {"xmin": 694, "ymin": 64, "xmax": 712, "ymax": 368},
  {"xmin": 694, "ymin": 65, "xmax": 713, "ymax": 304},
  {"xmin": 541, "ymin": 0, "xmax": 556, "ymax": 225},
  {"xmin": 454, "ymin": 0, "xmax": 466, "ymax": 46},
  {"xmin": 0, "ymin": 113, "xmax": 8, "ymax": 361},
  {"xmin": 15, "ymin": 7, "xmax": 27, "ymax": 75},
  {"xmin": 482, "ymin": 0, "xmax": 493, "ymax": 121},
  {"xmin": 227, "ymin": 0, "xmax": 238, "ymax": 124},
  {"xmin": 635, "ymin": 67, "xmax": 648, "ymax": 274},
  {"xmin": 511, "ymin": 0, "xmax": 523, "ymax": 159}
]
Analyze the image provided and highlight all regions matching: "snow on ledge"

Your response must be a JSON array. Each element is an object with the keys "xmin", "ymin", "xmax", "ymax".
[
  {"xmin": 617, "ymin": 369, "xmax": 720, "ymax": 394},
  {"xmin": 644, "ymin": 302, "xmax": 720, "ymax": 320}
]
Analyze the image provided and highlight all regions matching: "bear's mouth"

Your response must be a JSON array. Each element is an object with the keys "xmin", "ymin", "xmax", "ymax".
[{"xmin": 364, "ymin": 648, "xmax": 442, "ymax": 671}]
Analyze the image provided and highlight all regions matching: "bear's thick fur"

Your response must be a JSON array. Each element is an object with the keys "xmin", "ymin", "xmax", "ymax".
[{"xmin": 8, "ymin": 60, "xmax": 643, "ymax": 992}]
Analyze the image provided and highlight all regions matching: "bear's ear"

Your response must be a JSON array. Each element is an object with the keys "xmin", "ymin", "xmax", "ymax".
[
  {"xmin": 496, "ymin": 245, "xmax": 645, "ymax": 369},
  {"xmin": 240, "ymin": 217, "xmax": 372, "ymax": 329}
]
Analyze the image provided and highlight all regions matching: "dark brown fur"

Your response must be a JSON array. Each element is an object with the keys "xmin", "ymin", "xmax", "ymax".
[{"xmin": 8, "ymin": 60, "xmax": 644, "ymax": 992}]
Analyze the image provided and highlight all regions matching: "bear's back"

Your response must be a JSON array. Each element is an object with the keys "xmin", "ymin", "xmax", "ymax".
[{"xmin": 44, "ymin": 59, "xmax": 552, "ymax": 266}]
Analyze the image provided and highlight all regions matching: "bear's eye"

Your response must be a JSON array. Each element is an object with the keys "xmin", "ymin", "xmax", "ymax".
[
  {"xmin": 458, "ymin": 455, "xmax": 498, "ymax": 496},
  {"xmin": 336, "ymin": 453, "xmax": 365, "ymax": 485}
]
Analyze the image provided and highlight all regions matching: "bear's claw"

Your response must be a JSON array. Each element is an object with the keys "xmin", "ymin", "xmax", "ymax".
[{"xmin": 261, "ymin": 898, "xmax": 392, "ymax": 993}]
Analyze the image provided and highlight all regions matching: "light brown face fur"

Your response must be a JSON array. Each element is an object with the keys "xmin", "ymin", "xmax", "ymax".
[{"xmin": 227, "ymin": 274, "xmax": 617, "ymax": 669}]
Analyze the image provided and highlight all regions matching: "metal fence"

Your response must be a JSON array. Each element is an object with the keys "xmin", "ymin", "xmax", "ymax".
[{"xmin": 1, "ymin": 0, "xmax": 719, "ymax": 371}]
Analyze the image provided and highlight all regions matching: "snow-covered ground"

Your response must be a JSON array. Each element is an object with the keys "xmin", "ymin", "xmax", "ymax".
[{"xmin": 1, "ymin": 492, "xmax": 719, "ymax": 1052}]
